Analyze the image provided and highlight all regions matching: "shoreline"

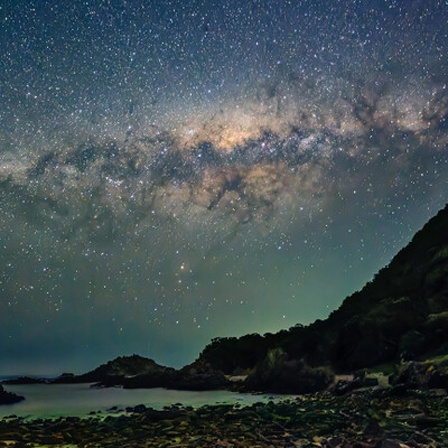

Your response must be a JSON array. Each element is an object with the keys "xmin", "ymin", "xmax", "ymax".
[
  {"xmin": 0, "ymin": 383, "xmax": 294, "ymax": 421},
  {"xmin": 1, "ymin": 388, "xmax": 447, "ymax": 448}
]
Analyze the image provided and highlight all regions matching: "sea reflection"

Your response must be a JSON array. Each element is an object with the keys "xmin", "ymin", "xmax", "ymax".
[{"xmin": 0, "ymin": 384, "xmax": 290, "ymax": 419}]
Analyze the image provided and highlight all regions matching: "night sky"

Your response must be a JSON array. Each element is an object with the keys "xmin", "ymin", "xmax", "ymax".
[{"xmin": 1, "ymin": 0, "xmax": 447, "ymax": 376}]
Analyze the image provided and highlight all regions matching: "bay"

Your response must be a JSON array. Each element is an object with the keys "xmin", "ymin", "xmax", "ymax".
[{"xmin": 0, "ymin": 384, "xmax": 286, "ymax": 419}]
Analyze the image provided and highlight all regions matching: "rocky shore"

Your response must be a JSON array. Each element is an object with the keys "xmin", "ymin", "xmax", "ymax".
[{"xmin": 0, "ymin": 388, "xmax": 447, "ymax": 448}]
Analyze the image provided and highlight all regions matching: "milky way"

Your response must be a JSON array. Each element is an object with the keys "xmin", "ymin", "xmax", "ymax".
[{"xmin": 1, "ymin": 0, "xmax": 447, "ymax": 374}]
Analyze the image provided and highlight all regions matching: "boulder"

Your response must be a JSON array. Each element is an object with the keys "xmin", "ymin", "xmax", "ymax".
[
  {"xmin": 245, "ymin": 348, "xmax": 334, "ymax": 394},
  {"xmin": 332, "ymin": 375, "xmax": 379, "ymax": 395},
  {"xmin": 169, "ymin": 359, "xmax": 231, "ymax": 391},
  {"xmin": 392, "ymin": 360, "xmax": 448, "ymax": 389}
]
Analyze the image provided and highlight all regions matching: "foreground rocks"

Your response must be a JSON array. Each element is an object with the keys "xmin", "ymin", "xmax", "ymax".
[
  {"xmin": 244, "ymin": 348, "xmax": 334, "ymax": 394},
  {"xmin": 0, "ymin": 388, "xmax": 447, "ymax": 447},
  {"xmin": 392, "ymin": 359, "xmax": 448, "ymax": 390}
]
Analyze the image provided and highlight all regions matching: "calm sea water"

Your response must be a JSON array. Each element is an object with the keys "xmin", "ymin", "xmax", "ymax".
[{"xmin": 0, "ymin": 384, "xmax": 287, "ymax": 419}]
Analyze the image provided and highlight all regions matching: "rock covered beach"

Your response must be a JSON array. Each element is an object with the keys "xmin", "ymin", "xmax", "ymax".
[{"xmin": 0, "ymin": 387, "xmax": 447, "ymax": 448}]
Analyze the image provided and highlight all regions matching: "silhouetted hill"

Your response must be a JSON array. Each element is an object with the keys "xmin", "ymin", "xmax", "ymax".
[
  {"xmin": 50, "ymin": 354, "xmax": 229, "ymax": 391},
  {"xmin": 326, "ymin": 202, "xmax": 448, "ymax": 369},
  {"xmin": 52, "ymin": 354, "xmax": 175, "ymax": 387},
  {"xmin": 196, "ymin": 203, "xmax": 448, "ymax": 391}
]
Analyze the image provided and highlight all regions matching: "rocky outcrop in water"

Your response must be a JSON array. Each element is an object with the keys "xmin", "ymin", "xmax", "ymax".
[
  {"xmin": 52, "ymin": 354, "xmax": 176, "ymax": 387},
  {"xmin": 50, "ymin": 354, "xmax": 231, "ymax": 391},
  {"xmin": 0, "ymin": 385, "xmax": 24, "ymax": 405}
]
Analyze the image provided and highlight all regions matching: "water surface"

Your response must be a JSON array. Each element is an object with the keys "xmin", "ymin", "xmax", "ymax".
[{"xmin": 0, "ymin": 384, "xmax": 287, "ymax": 419}]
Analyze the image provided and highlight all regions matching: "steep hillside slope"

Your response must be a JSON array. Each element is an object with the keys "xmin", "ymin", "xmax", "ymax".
[
  {"xmin": 197, "ymin": 203, "xmax": 448, "ymax": 391},
  {"xmin": 327, "ymin": 202, "xmax": 448, "ymax": 369}
]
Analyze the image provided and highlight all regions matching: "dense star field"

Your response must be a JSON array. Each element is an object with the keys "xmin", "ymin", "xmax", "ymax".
[{"xmin": 1, "ymin": 0, "xmax": 447, "ymax": 375}]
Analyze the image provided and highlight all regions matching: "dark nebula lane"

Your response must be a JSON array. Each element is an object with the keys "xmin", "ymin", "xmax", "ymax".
[{"xmin": 0, "ymin": 0, "xmax": 447, "ymax": 375}]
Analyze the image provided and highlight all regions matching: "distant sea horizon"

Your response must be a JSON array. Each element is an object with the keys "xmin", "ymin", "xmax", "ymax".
[{"xmin": 0, "ymin": 374, "xmax": 58, "ymax": 382}]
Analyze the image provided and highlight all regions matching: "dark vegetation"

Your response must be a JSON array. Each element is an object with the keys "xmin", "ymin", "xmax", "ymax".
[{"xmin": 197, "ymin": 203, "xmax": 448, "ymax": 391}]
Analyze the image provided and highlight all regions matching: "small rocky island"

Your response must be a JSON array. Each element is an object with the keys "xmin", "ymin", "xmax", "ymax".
[{"xmin": 0, "ymin": 385, "xmax": 24, "ymax": 406}]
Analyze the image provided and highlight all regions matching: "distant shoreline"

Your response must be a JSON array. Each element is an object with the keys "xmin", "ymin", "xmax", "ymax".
[{"xmin": 0, "ymin": 375, "xmax": 57, "ymax": 382}]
